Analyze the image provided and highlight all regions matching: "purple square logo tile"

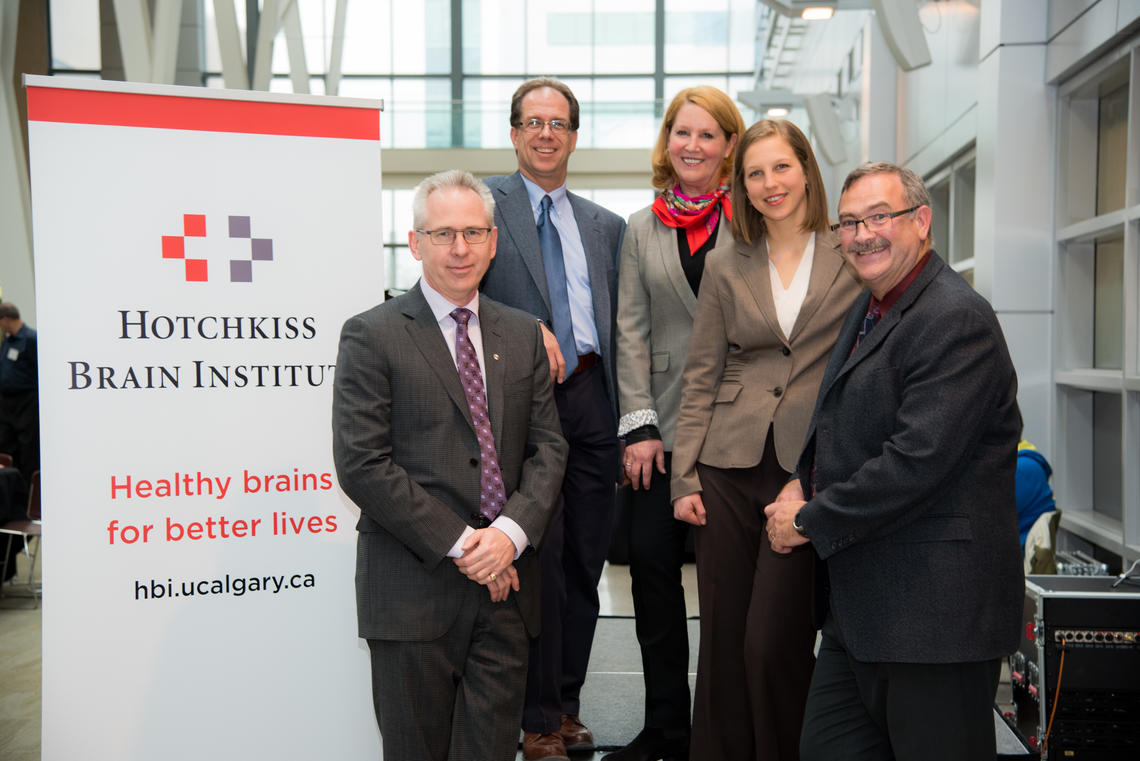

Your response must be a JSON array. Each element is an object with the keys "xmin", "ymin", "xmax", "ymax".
[
  {"xmin": 229, "ymin": 216, "xmax": 251, "ymax": 238},
  {"xmin": 252, "ymin": 238, "xmax": 274, "ymax": 261},
  {"xmin": 230, "ymin": 260, "xmax": 253, "ymax": 282},
  {"xmin": 163, "ymin": 212, "xmax": 276, "ymax": 283}
]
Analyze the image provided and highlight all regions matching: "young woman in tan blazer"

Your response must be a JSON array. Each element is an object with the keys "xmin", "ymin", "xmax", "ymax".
[
  {"xmin": 611, "ymin": 86, "xmax": 745, "ymax": 761},
  {"xmin": 671, "ymin": 120, "xmax": 861, "ymax": 761}
]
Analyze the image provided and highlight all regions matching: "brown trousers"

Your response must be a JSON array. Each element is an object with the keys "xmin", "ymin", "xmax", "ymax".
[{"xmin": 691, "ymin": 430, "xmax": 816, "ymax": 761}]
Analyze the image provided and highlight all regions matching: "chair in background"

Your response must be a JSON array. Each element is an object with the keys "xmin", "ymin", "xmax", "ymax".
[
  {"xmin": 1, "ymin": 471, "xmax": 41, "ymax": 605},
  {"xmin": 1024, "ymin": 508, "xmax": 1061, "ymax": 575}
]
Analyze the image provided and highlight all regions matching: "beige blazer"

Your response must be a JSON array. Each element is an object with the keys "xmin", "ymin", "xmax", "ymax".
[
  {"xmin": 617, "ymin": 204, "xmax": 721, "ymax": 450},
  {"xmin": 671, "ymin": 229, "xmax": 861, "ymax": 500}
]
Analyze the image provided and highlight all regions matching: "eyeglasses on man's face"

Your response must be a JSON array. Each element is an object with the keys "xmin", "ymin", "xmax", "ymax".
[
  {"xmin": 514, "ymin": 118, "xmax": 571, "ymax": 134},
  {"xmin": 830, "ymin": 206, "xmax": 920, "ymax": 237},
  {"xmin": 416, "ymin": 227, "xmax": 492, "ymax": 246}
]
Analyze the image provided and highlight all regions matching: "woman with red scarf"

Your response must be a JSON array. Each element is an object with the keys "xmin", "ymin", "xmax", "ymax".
[{"xmin": 610, "ymin": 86, "xmax": 744, "ymax": 761}]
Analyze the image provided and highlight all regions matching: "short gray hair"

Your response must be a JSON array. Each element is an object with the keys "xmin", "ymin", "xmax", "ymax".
[
  {"xmin": 840, "ymin": 161, "xmax": 933, "ymax": 239},
  {"xmin": 411, "ymin": 169, "xmax": 495, "ymax": 230},
  {"xmin": 843, "ymin": 160, "xmax": 930, "ymax": 208}
]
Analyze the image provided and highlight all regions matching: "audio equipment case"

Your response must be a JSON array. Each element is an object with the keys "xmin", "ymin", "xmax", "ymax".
[{"xmin": 1008, "ymin": 575, "xmax": 1140, "ymax": 760}]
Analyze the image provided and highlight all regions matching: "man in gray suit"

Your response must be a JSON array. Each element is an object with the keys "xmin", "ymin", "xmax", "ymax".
[
  {"xmin": 480, "ymin": 78, "xmax": 626, "ymax": 761},
  {"xmin": 333, "ymin": 169, "xmax": 568, "ymax": 761},
  {"xmin": 765, "ymin": 162, "xmax": 1023, "ymax": 761}
]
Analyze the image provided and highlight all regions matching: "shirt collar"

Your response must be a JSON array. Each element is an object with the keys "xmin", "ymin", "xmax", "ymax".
[
  {"xmin": 520, "ymin": 173, "xmax": 568, "ymax": 213},
  {"xmin": 419, "ymin": 278, "xmax": 479, "ymax": 324},
  {"xmin": 873, "ymin": 251, "xmax": 932, "ymax": 314}
]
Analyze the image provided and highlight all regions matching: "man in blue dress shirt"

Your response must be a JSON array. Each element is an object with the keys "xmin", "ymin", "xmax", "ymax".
[{"xmin": 480, "ymin": 78, "xmax": 627, "ymax": 761}]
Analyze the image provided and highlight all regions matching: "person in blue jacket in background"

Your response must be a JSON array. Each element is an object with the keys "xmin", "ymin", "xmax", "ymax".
[{"xmin": 1016, "ymin": 440, "xmax": 1055, "ymax": 550}]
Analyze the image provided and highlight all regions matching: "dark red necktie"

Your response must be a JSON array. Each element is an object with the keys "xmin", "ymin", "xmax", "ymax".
[{"xmin": 451, "ymin": 307, "xmax": 505, "ymax": 521}]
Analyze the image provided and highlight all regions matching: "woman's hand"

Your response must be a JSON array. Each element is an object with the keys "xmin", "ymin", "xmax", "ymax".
[
  {"xmin": 624, "ymin": 439, "xmax": 665, "ymax": 490},
  {"xmin": 673, "ymin": 493, "xmax": 707, "ymax": 526}
]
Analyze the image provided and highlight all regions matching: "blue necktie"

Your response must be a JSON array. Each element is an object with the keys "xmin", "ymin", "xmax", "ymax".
[
  {"xmin": 451, "ymin": 308, "xmax": 505, "ymax": 522},
  {"xmin": 538, "ymin": 195, "xmax": 578, "ymax": 377}
]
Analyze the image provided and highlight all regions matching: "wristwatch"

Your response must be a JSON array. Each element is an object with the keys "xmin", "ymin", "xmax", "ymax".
[{"xmin": 792, "ymin": 510, "xmax": 808, "ymax": 537}]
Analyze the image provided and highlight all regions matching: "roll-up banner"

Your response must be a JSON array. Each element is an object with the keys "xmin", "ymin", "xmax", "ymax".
[{"xmin": 26, "ymin": 76, "xmax": 385, "ymax": 760}]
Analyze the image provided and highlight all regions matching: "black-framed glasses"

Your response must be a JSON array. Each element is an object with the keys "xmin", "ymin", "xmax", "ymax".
[
  {"xmin": 830, "ymin": 206, "xmax": 920, "ymax": 237},
  {"xmin": 514, "ymin": 118, "xmax": 571, "ymax": 134},
  {"xmin": 415, "ymin": 227, "xmax": 492, "ymax": 246}
]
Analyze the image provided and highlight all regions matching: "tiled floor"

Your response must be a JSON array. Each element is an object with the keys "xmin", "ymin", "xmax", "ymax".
[
  {"xmin": 0, "ymin": 554, "xmax": 1018, "ymax": 761},
  {"xmin": 0, "ymin": 551, "xmax": 42, "ymax": 761},
  {"xmin": 0, "ymin": 555, "xmax": 695, "ymax": 761},
  {"xmin": 515, "ymin": 562, "xmax": 699, "ymax": 760}
]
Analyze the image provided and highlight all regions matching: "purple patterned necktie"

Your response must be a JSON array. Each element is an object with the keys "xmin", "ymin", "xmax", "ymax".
[
  {"xmin": 855, "ymin": 302, "xmax": 882, "ymax": 348},
  {"xmin": 451, "ymin": 307, "xmax": 506, "ymax": 522},
  {"xmin": 847, "ymin": 302, "xmax": 881, "ymax": 360}
]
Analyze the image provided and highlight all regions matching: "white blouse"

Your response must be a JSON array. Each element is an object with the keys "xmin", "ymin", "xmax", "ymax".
[{"xmin": 768, "ymin": 231, "xmax": 815, "ymax": 339}]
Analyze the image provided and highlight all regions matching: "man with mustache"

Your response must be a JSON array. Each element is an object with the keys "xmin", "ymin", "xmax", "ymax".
[{"xmin": 765, "ymin": 162, "xmax": 1023, "ymax": 761}]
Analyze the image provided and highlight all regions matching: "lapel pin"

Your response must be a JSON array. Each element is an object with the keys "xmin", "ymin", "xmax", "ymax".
[{"xmin": 493, "ymin": 353, "xmax": 500, "ymax": 360}]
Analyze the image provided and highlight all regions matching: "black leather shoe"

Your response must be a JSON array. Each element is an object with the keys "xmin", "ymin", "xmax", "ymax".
[{"xmin": 601, "ymin": 727, "xmax": 690, "ymax": 761}]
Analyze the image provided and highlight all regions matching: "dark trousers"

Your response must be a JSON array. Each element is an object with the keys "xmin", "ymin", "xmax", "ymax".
[
  {"xmin": 368, "ymin": 592, "xmax": 528, "ymax": 761},
  {"xmin": 0, "ymin": 467, "xmax": 26, "ymax": 580},
  {"xmin": 628, "ymin": 452, "xmax": 691, "ymax": 730},
  {"xmin": 801, "ymin": 614, "xmax": 1001, "ymax": 761},
  {"xmin": 0, "ymin": 390, "xmax": 38, "ymax": 483},
  {"xmin": 523, "ymin": 363, "xmax": 620, "ymax": 733},
  {"xmin": 690, "ymin": 430, "xmax": 815, "ymax": 761}
]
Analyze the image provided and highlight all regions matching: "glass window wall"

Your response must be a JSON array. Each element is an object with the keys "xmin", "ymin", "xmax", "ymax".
[{"xmin": 198, "ymin": 2, "xmax": 753, "ymax": 149}]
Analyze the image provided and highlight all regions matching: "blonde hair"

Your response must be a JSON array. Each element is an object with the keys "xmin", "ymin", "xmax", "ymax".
[{"xmin": 650, "ymin": 86, "xmax": 745, "ymax": 191}]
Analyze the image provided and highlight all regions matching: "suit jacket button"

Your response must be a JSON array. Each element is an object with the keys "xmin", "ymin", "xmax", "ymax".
[
  {"xmin": 773, "ymin": 386, "xmax": 783, "ymax": 397},
  {"xmin": 781, "ymin": 346, "xmax": 791, "ymax": 356},
  {"xmin": 469, "ymin": 458, "xmax": 479, "ymax": 466}
]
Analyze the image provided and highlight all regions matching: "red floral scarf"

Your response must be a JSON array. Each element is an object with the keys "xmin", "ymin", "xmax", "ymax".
[{"xmin": 651, "ymin": 180, "xmax": 731, "ymax": 254}]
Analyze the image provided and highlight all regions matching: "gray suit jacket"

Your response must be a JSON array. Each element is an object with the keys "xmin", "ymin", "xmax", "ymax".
[
  {"xmin": 332, "ymin": 284, "xmax": 568, "ymax": 641},
  {"xmin": 797, "ymin": 254, "xmax": 1023, "ymax": 663},
  {"xmin": 615, "ymin": 204, "xmax": 706, "ymax": 449},
  {"xmin": 671, "ymin": 230, "xmax": 861, "ymax": 500},
  {"xmin": 480, "ymin": 171, "xmax": 626, "ymax": 416}
]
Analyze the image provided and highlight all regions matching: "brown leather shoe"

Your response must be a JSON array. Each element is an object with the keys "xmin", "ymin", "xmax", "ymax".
[
  {"xmin": 522, "ymin": 732, "xmax": 570, "ymax": 761},
  {"xmin": 559, "ymin": 714, "xmax": 595, "ymax": 751}
]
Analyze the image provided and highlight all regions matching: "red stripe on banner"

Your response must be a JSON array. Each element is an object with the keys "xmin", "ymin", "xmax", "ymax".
[{"xmin": 26, "ymin": 86, "xmax": 380, "ymax": 141}]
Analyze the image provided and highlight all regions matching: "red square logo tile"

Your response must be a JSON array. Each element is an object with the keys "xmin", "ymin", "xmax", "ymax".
[
  {"xmin": 183, "ymin": 214, "xmax": 206, "ymax": 237},
  {"xmin": 185, "ymin": 259, "xmax": 208, "ymax": 282},
  {"xmin": 162, "ymin": 236, "xmax": 185, "ymax": 259}
]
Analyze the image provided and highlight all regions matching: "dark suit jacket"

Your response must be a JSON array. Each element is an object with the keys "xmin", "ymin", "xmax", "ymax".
[
  {"xmin": 797, "ymin": 253, "xmax": 1023, "ymax": 663},
  {"xmin": 671, "ymin": 230, "xmax": 861, "ymax": 500},
  {"xmin": 332, "ymin": 284, "xmax": 568, "ymax": 641},
  {"xmin": 480, "ymin": 171, "xmax": 626, "ymax": 417}
]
